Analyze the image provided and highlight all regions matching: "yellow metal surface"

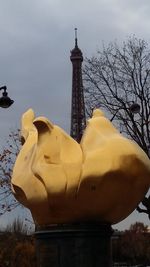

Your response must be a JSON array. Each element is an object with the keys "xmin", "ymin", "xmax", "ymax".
[{"xmin": 11, "ymin": 109, "xmax": 150, "ymax": 225}]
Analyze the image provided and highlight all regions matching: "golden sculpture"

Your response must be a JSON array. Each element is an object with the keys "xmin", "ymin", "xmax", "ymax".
[{"xmin": 11, "ymin": 109, "xmax": 150, "ymax": 226}]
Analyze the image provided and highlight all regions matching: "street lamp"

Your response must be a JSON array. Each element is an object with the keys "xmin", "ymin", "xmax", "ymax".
[
  {"xmin": 110, "ymin": 102, "xmax": 140, "ymax": 121},
  {"xmin": 129, "ymin": 102, "xmax": 140, "ymax": 114},
  {"xmin": 0, "ymin": 86, "xmax": 14, "ymax": 108}
]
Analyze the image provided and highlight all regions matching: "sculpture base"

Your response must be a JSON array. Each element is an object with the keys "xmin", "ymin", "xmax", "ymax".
[{"xmin": 35, "ymin": 223, "xmax": 113, "ymax": 267}]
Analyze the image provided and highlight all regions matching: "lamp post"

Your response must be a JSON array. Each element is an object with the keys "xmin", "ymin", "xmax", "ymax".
[
  {"xmin": 0, "ymin": 86, "xmax": 14, "ymax": 108},
  {"xmin": 110, "ymin": 102, "xmax": 140, "ymax": 122}
]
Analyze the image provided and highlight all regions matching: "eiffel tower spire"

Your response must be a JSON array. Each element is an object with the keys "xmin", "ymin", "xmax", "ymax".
[{"xmin": 70, "ymin": 28, "xmax": 86, "ymax": 142}]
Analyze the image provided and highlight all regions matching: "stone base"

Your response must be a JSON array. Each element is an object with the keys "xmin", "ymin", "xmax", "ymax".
[{"xmin": 35, "ymin": 223, "xmax": 113, "ymax": 267}]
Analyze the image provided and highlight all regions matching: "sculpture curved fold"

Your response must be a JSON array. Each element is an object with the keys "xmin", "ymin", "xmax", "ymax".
[{"xmin": 11, "ymin": 109, "xmax": 150, "ymax": 225}]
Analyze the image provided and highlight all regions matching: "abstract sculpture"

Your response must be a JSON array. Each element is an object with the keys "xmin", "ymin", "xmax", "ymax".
[{"xmin": 11, "ymin": 109, "xmax": 150, "ymax": 226}]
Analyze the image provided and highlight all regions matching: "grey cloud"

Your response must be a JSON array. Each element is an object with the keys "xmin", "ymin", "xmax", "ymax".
[{"xmin": 0, "ymin": 0, "xmax": 150, "ymax": 229}]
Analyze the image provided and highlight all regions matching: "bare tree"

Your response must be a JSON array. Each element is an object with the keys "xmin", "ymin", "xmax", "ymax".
[
  {"xmin": 84, "ymin": 36, "xmax": 150, "ymax": 156},
  {"xmin": 83, "ymin": 36, "xmax": 150, "ymax": 218},
  {"xmin": 0, "ymin": 130, "xmax": 21, "ymax": 215}
]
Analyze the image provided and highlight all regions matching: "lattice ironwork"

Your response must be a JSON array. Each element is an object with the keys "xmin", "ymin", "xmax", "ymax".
[{"xmin": 70, "ymin": 29, "xmax": 86, "ymax": 143}]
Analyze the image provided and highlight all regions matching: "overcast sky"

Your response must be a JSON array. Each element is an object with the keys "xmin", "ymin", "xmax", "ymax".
[{"xmin": 0, "ymin": 0, "xmax": 150, "ymax": 230}]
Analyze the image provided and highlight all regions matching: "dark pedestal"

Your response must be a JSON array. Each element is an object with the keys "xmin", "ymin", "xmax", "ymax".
[{"xmin": 35, "ymin": 223, "xmax": 113, "ymax": 267}]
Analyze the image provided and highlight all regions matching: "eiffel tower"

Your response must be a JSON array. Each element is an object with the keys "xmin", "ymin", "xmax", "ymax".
[{"xmin": 70, "ymin": 28, "xmax": 86, "ymax": 143}]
